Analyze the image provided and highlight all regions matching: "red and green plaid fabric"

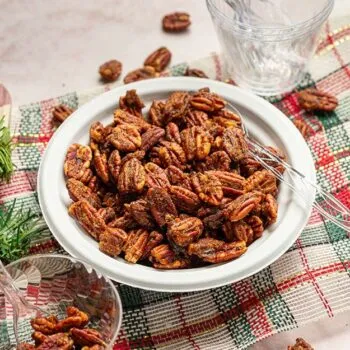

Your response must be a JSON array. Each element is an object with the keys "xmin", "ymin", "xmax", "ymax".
[{"xmin": 1, "ymin": 17, "xmax": 350, "ymax": 350}]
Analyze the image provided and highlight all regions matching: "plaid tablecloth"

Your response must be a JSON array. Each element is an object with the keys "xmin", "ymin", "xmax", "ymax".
[{"xmin": 1, "ymin": 16, "xmax": 350, "ymax": 350}]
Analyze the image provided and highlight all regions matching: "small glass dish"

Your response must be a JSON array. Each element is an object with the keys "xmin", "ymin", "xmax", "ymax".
[
  {"xmin": 0, "ymin": 254, "xmax": 122, "ymax": 350},
  {"xmin": 207, "ymin": 0, "xmax": 334, "ymax": 96}
]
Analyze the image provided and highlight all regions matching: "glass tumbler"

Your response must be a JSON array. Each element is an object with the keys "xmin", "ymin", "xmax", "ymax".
[
  {"xmin": 207, "ymin": 0, "xmax": 334, "ymax": 96},
  {"xmin": 0, "ymin": 254, "xmax": 122, "ymax": 350}
]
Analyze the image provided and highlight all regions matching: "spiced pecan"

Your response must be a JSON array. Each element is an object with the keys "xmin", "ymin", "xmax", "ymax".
[
  {"xmin": 222, "ymin": 127, "xmax": 248, "ymax": 162},
  {"xmin": 99, "ymin": 59, "xmax": 122, "ymax": 82},
  {"xmin": 32, "ymin": 331, "xmax": 47, "ymax": 345},
  {"xmin": 165, "ymin": 122, "xmax": 181, "ymax": 144},
  {"xmin": 144, "ymin": 47, "xmax": 171, "ymax": 72},
  {"xmin": 207, "ymin": 171, "xmax": 246, "ymax": 197},
  {"xmin": 148, "ymin": 100, "xmax": 165, "ymax": 127},
  {"xmin": 125, "ymin": 199, "xmax": 155, "ymax": 229},
  {"xmin": 261, "ymin": 194, "xmax": 278, "ymax": 226},
  {"xmin": 163, "ymin": 91, "xmax": 191, "ymax": 124},
  {"xmin": 108, "ymin": 149, "xmax": 121, "ymax": 182},
  {"xmin": 165, "ymin": 165, "xmax": 192, "ymax": 190},
  {"xmin": 96, "ymin": 207, "xmax": 116, "ymax": 223},
  {"xmin": 140, "ymin": 231, "xmax": 163, "ymax": 259},
  {"xmin": 212, "ymin": 109, "xmax": 241, "ymax": 128},
  {"xmin": 188, "ymin": 238, "xmax": 247, "ymax": 263},
  {"xmin": 246, "ymin": 215, "xmax": 264, "ymax": 239},
  {"xmin": 223, "ymin": 220, "xmax": 253, "ymax": 244},
  {"xmin": 66, "ymin": 178, "xmax": 101, "ymax": 209},
  {"xmin": 180, "ymin": 126, "xmax": 211, "ymax": 161},
  {"xmin": 288, "ymin": 338, "xmax": 314, "ymax": 350},
  {"xmin": 123, "ymin": 66, "xmax": 157, "ymax": 84},
  {"xmin": 239, "ymin": 155, "xmax": 262, "ymax": 177},
  {"xmin": 18, "ymin": 343, "xmax": 36, "ymax": 350},
  {"xmin": 202, "ymin": 209, "xmax": 225, "ymax": 231},
  {"xmin": 162, "ymin": 12, "xmax": 191, "ymax": 32},
  {"xmin": 120, "ymin": 150, "xmax": 146, "ymax": 167},
  {"xmin": 90, "ymin": 122, "xmax": 105, "ymax": 144},
  {"xmin": 190, "ymin": 91, "xmax": 225, "ymax": 112},
  {"xmin": 108, "ymin": 213, "xmax": 137, "ymax": 230},
  {"xmin": 70, "ymin": 328, "xmax": 105, "ymax": 347},
  {"xmin": 113, "ymin": 109, "xmax": 151, "ymax": 132},
  {"xmin": 204, "ymin": 151, "xmax": 231, "ymax": 172},
  {"xmin": 119, "ymin": 89, "xmax": 145, "ymax": 117},
  {"xmin": 168, "ymin": 185, "xmax": 201, "ymax": 213},
  {"xmin": 245, "ymin": 170, "xmax": 277, "ymax": 195},
  {"xmin": 54, "ymin": 307, "xmax": 89, "ymax": 332},
  {"xmin": 108, "ymin": 124, "xmax": 141, "ymax": 152},
  {"xmin": 52, "ymin": 104, "xmax": 74, "ymax": 124},
  {"xmin": 293, "ymin": 119, "xmax": 312, "ymax": 139},
  {"xmin": 185, "ymin": 68, "xmax": 208, "ymax": 78},
  {"xmin": 144, "ymin": 162, "xmax": 170, "ymax": 188},
  {"xmin": 118, "ymin": 158, "xmax": 146, "ymax": 194},
  {"xmin": 99, "ymin": 227, "xmax": 128, "ymax": 257},
  {"xmin": 90, "ymin": 142, "xmax": 109, "ymax": 184},
  {"xmin": 191, "ymin": 172, "xmax": 223, "ymax": 206},
  {"xmin": 298, "ymin": 88, "xmax": 338, "ymax": 111},
  {"xmin": 31, "ymin": 315, "xmax": 58, "ymax": 335},
  {"xmin": 185, "ymin": 110, "xmax": 209, "ymax": 128},
  {"xmin": 141, "ymin": 126, "xmax": 165, "ymax": 151},
  {"xmin": 36, "ymin": 333, "xmax": 74, "ymax": 350},
  {"xmin": 150, "ymin": 244, "xmax": 190, "ymax": 269},
  {"xmin": 167, "ymin": 216, "xmax": 203, "ymax": 247},
  {"xmin": 152, "ymin": 141, "xmax": 186, "ymax": 169}
]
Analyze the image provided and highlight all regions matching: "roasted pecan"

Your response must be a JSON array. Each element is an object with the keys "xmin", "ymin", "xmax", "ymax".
[
  {"xmin": 185, "ymin": 110, "xmax": 209, "ymax": 128},
  {"xmin": 223, "ymin": 191, "xmax": 263, "ymax": 222},
  {"xmin": 108, "ymin": 124, "xmax": 141, "ymax": 152},
  {"xmin": 99, "ymin": 227, "xmax": 128, "ymax": 257},
  {"xmin": 188, "ymin": 238, "xmax": 247, "ymax": 263},
  {"xmin": 31, "ymin": 315, "xmax": 58, "ymax": 335},
  {"xmin": 152, "ymin": 141, "xmax": 186, "ymax": 169},
  {"xmin": 202, "ymin": 209, "xmax": 225, "ymax": 230},
  {"xmin": 146, "ymin": 188, "xmax": 178, "ymax": 227},
  {"xmin": 90, "ymin": 122, "xmax": 105, "ymax": 144},
  {"xmin": 212, "ymin": 109, "xmax": 241, "ymax": 128},
  {"xmin": 70, "ymin": 328, "xmax": 105, "ymax": 347},
  {"xmin": 144, "ymin": 162, "xmax": 170, "ymax": 188},
  {"xmin": 123, "ymin": 66, "xmax": 157, "ymax": 84},
  {"xmin": 163, "ymin": 91, "xmax": 191, "ymax": 124},
  {"xmin": 17, "ymin": 343, "xmax": 36, "ymax": 350},
  {"xmin": 180, "ymin": 126, "xmax": 211, "ymax": 161},
  {"xmin": 66, "ymin": 178, "xmax": 101, "ymax": 209},
  {"xmin": 207, "ymin": 171, "xmax": 246, "ymax": 197},
  {"xmin": 223, "ymin": 127, "xmax": 248, "ymax": 161},
  {"xmin": 99, "ymin": 59, "xmax": 122, "ymax": 82},
  {"xmin": 102, "ymin": 192, "xmax": 120, "ymax": 210},
  {"xmin": 108, "ymin": 149, "xmax": 121, "ymax": 182},
  {"xmin": 144, "ymin": 47, "xmax": 171, "ymax": 72},
  {"xmin": 119, "ymin": 89, "xmax": 145, "ymax": 117},
  {"xmin": 148, "ymin": 100, "xmax": 165, "ymax": 127},
  {"xmin": 113, "ymin": 109, "xmax": 151, "ymax": 132},
  {"xmin": 52, "ymin": 104, "xmax": 74, "ymax": 124},
  {"xmin": 64, "ymin": 144, "xmax": 93, "ymax": 184},
  {"xmin": 204, "ymin": 151, "xmax": 231, "ymax": 171},
  {"xmin": 165, "ymin": 122, "xmax": 181, "ymax": 144},
  {"xmin": 55, "ymin": 306, "xmax": 89, "ymax": 332},
  {"xmin": 288, "ymin": 338, "xmax": 314, "ymax": 350},
  {"xmin": 165, "ymin": 165, "xmax": 192, "ymax": 190},
  {"xmin": 108, "ymin": 213, "xmax": 137, "ymax": 230},
  {"xmin": 298, "ymin": 88, "xmax": 338, "ymax": 111},
  {"xmin": 120, "ymin": 150, "xmax": 146, "ymax": 168},
  {"xmin": 185, "ymin": 68, "xmax": 208, "ymax": 78},
  {"xmin": 191, "ymin": 172, "xmax": 223, "ymax": 206},
  {"xmin": 36, "ymin": 333, "xmax": 74, "ymax": 350},
  {"xmin": 125, "ymin": 199, "xmax": 155, "ymax": 229},
  {"xmin": 246, "ymin": 215, "xmax": 264, "ymax": 239},
  {"xmin": 245, "ymin": 170, "xmax": 277, "ymax": 195},
  {"xmin": 261, "ymin": 194, "xmax": 278, "ymax": 226},
  {"xmin": 190, "ymin": 91, "xmax": 225, "ymax": 112},
  {"xmin": 90, "ymin": 142, "xmax": 109, "ymax": 184},
  {"xmin": 32, "ymin": 331, "xmax": 47, "ymax": 345},
  {"xmin": 239, "ymin": 155, "xmax": 262, "ymax": 177},
  {"xmin": 140, "ymin": 230, "xmax": 163, "ymax": 259},
  {"xmin": 168, "ymin": 185, "xmax": 201, "ymax": 213},
  {"xmin": 150, "ymin": 244, "xmax": 190, "ymax": 269},
  {"xmin": 141, "ymin": 126, "xmax": 165, "ymax": 151},
  {"xmin": 69, "ymin": 200, "xmax": 107, "ymax": 240},
  {"xmin": 118, "ymin": 158, "xmax": 146, "ymax": 194},
  {"xmin": 167, "ymin": 216, "xmax": 203, "ymax": 247},
  {"xmin": 223, "ymin": 220, "xmax": 253, "ymax": 244},
  {"xmin": 293, "ymin": 119, "xmax": 313, "ymax": 139},
  {"xmin": 162, "ymin": 12, "xmax": 191, "ymax": 32},
  {"xmin": 97, "ymin": 207, "xmax": 116, "ymax": 223},
  {"xmin": 123, "ymin": 229, "xmax": 151, "ymax": 263}
]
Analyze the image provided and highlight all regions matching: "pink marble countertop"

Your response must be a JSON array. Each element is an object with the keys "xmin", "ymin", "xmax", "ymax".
[{"xmin": 0, "ymin": 0, "xmax": 349, "ymax": 349}]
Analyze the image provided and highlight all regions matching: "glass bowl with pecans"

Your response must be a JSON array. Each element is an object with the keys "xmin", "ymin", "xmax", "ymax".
[{"xmin": 38, "ymin": 77, "xmax": 316, "ymax": 292}]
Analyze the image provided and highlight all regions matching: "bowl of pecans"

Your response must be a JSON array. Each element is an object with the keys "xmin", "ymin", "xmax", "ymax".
[{"xmin": 38, "ymin": 77, "xmax": 316, "ymax": 292}]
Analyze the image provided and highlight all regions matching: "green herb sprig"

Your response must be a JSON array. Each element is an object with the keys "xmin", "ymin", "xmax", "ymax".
[
  {"xmin": 0, "ymin": 116, "xmax": 15, "ymax": 182},
  {"xmin": 0, "ymin": 200, "xmax": 48, "ymax": 263}
]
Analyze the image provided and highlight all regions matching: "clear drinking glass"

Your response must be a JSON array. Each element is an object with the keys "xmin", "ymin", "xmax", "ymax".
[
  {"xmin": 0, "ymin": 254, "xmax": 122, "ymax": 350},
  {"xmin": 207, "ymin": 0, "xmax": 334, "ymax": 96}
]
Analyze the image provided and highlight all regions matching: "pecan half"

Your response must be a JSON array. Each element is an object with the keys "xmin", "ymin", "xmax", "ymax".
[
  {"xmin": 185, "ymin": 68, "xmax": 208, "ymax": 78},
  {"xmin": 188, "ymin": 238, "xmax": 247, "ymax": 263},
  {"xmin": 118, "ymin": 158, "xmax": 146, "ymax": 194},
  {"xmin": 185, "ymin": 110, "xmax": 209, "ymax": 128},
  {"xmin": 163, "ymin": 91, "xmax": 191, "ymax": 124},
  {"xmin": 70, "ymin": 328, "xmax": 105, "ymax": 347},
  {"xmin": 162, "ymin": 12, "xmax": 191, "ymax": 32},
  {"xmin": 99, "ymin": 59, "xmax": 122, "ymax": 82},
  {"xmin": 165, "ymin": 165, "xmax": 192, "ymax": 190},
  {"xmin": 97, "ymin": 207, "xmax": 116, "ymax": 223},
  {"xmin": 31, "ymin": 315, "xmax": 58, "ymax": 335},
  {"xmin": 108, "ymin": 124, "xmax": 141, "ymax": 152},
  {"xmin": 167, "ymin": 216, "xmax": 203, "ymax": 247},
  {"xmin": 90, "ymin": 122, "xmax": 105, "ymax": 144},
  {"xmin": 293, "ymin": 119, "xmax": 313, "ymax": 139},
  {"xmin": 99, "ymin": 227, "xmax": 128, "ymax": 257},
  {"xmin": 150, "ymin": 244, "xmax": 190, "ymax": 269},
  {"xmin": 113, "ymin": 109, "xmax": 151, "ymax": 132},
  {"xmin": 119, "ymin": 89, "xmax": 145, "ymax": 117},
  {"xmin": 148, "ymin": 100, "xmax": 165, "ymax": 127},
  {"xmin": 204, "ymin": 151, "xmax": 231, "ymax": 172},
  {"xmin": 55, "ymin": 306, "xmax": 89, "ymax": 332},
  {"xmin": 66, "ymin": 178, "xmax": 101, "ymax": 209},
  {"xmin": 108, "ymin": 149, "xmax": 121, "ymax": 182},
  {"xmin": 288, "ymin": 338, "xmax": 314, "ymax": 350},
  {"xmin": 123, "ymin": 66, "xmax": 157, "ymax": 84},
  {"xmin": 125, "ymin": 199, "xmax": 155, "ymax": 229},
  {"xmin": 108, "ymin": 213, "xmax": 137, "ymax": 230},
  {"xmin": 144, "ymin": 162, "xmax": 170, "ymax": 188},
  {"xmin": 152, "ymin": 141, "xmax": 186, "ymax": 169},
  {"xmin": 202, "ymin": 209, "xmax": 225, "ymax": 231},
  {"xmin": 245, "ymin": 170, "xmax": 277, "ymax": 195},
  {"xmin": 239, "ymin": 155, "xmax": 262, "ymax": 177},
  {"xmin": 223, "ymin": 220, "xmax": 253, "ymax": 244},
  {"xmin": 52, "ymin": 104, "xmax": 74, "ymax": 124},
  {"xmin": 141, "ymin": 126, "xmax": 165, "ymax": 151},
  {"xmin": 190, "ymin": 91, "xmax": 225, "ymax": 112},
  {"xmin": 165, "ymin": 122, "xmax": 181, "ymax": 144},
  {"xmin": 120, "ymin": 150, "xmax": 146, "ymax": 167},
  {"xmin": 18, "ymin": 343, "xmax": 36, "ymax": 350},
  {"xmin": 207, "ymin": 171, "xmax": 246, "ymax": 197},
  {"xmin": 223, "ymin": 127, "xmax": 248, "ymax": 161},
  {"xmin": 246, "ymin": 215, "xmax": 264, "ymax": 239},
  {"xmin": 191, "ymin": 172, "xmax": 223, "ymax": 206},
  {"xmin": 261, "ymin": 194, "xmax": 278, "ymax": 226},
  {"xmin": 181, "ymin": 126, "xmax": 211, "ymax": 161},
  {"xmin": 298, "ymin": 88, "xmax": 338, "ymax": 111},
  {"xmin": 36, "ymin": 333, "xmax": 74, "ymax": 350},
  {"xmin": 90, "ymin": 142, "xmax": 109, "ymax": 184},
  {"xmin": 212, "ymin": 109, "xmax": 241, "ymax": 128},
  {"xmin": 32, "ymin": 331, "xmax": 47, "ymax": 345},
  {"xmin": 140, "ymin": 231, "xmax": 163, "ymax": 259},
  {"xmin": 144, "ymin": 47, "xmax": 171, "ymax": 72},
  {"xmin": 168, "ymin": 185, "xmax": 201, "ymax": 213}
]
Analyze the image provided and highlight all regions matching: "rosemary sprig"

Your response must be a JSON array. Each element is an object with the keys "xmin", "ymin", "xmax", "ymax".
[
  {"xmin": 0, "ymin": 116, "xmax": 15, "ymax": 182},
  {"xmin": 0, "ymin": 200, "xmax": 48, "ymax": 263}
]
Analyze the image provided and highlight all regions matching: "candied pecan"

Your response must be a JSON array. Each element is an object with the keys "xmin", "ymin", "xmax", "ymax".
[
  {"xmin": 99, "ymin": 59, "xmax": 122, "ymax": 82},
  {"xmin": 288, "ymin": 338, "xmax": 314, "ymax": 350},
  {"xmin": 180, "ymin": 126, "xmax": 211, "ymax": 161},
  {"xmin": 207, "ymin": 171, "xmax": 246, "ymax": 197},
  {"xmin": 204, "ymin": 151, "xmax": 231, "ymax": 171},
  {"xmin": 64, "ymin": 144, "xmax": 93, "ymax": 184},
  {"xmin": 239, "ymin": 155, "xmax": 262, "ymax": 177},
  {"xmin": 123, "ymin": 229, "xmax": 151, "ymax": 263},
  {"xmin": 190, "ymin": 91, "xmax": 225, "ymax": 112},
  {"xmin": 99, "ymin": 227, "xmax": 128, "ymax": 257},
  {"xmin": 119, "ymin": 89, "xmax": 145, "ymax": 117},
  {"xmin": 144, "ymin": 47, "xmax": 171, "ymax": 72},
  {"xmin": 97, "ymin": 207, "xmax": 116, "ymax": 223},
  {"xmin": 245, "ymin": 170, "xmax": 277, "ymax": 195},
  {"xmin": 108, "ymin": 213, "xmax": 137, "ymax": 230},
  {"xmin": 146, "ymin": 188, "xmax": 177, "ymax": 227},
  {"xmin": 18, "ymin": 343, "xmax": 36, "ymax": 350},
  {"xmin": 163, "ymin": 91, "xmax": 191, "ymax": 124},
  {"xmin": 148, "ymin": 100, "xmax": 165, "ymax": 127},
  {"xmin": 123, "ymin": 66, "xmax": 157, "ymax": 84},
  {"xmin": 223, "ymin": 220, "xmax": 253, "ymax": 244},
  {"xmin": 185, "ymin": 110, "xmax": 209, "ymax": 128},
  {"xmin": 212, "ymin": 109, "xmax": 241, "ymax": 128},
  {"xmin": 125, "ymin": 199, "xmax": 154, "ymax": 229},
  {"xmin": 223, "ymin": 191, "xmax": 263, "ymax": 222},
  {"xmin": 31, "ymin": 315, "xmax": 58, "ymax": 335},
  {"xmin": 223, "ymin": 127, "xmax": 248, "ymax": 162},
  {"xmin": 108, "ymin": 124, "xmax": 141, "ymax": 152},
  {"xmin": 293, "ymin": 119, "xmax": 312, "ymax": 139},
  {"xmin": 165, "ymin": 122, "xmax": 181, "ymax": 144},
  {"xmin": 52, "ymin": 104, "xmax": 74, "ymax": 124},
  {"xmin": 167, "ymin": 216, "xmax": 203, "ymax": 247},
  {"xmin": 120, "ymin": 150, "xmax": 146, "ymax": 167},
  {"xmin": 69, "ymin": 200, "xmax": 107, "ymax": 240},
  {"xmin": 114, "ymin": 109, "xmax": 151, "ymax": 132},
  {"xmin": 168, "ymin": 185, "xmax": 201, "ymax": 213},
  {"xmin": 150, "ymin": 244, "xmax": 190, "ymax": 269},
  {"xmin": 162, "ymin": 12, "xmax": 191, "ymax": 32},
  {"xmin": 90, "ymin": 142, "xmax": 109, "ymax": 184},
  {"xmin": 70, "ymin": 328, "xmax": 105, "ymax": 347},
  {"xmin": 202, "ymin": 209, "xmax": 225, "ymax": 230},
  {"xmin": 144, "ymin": 162, "xmax": 170, "ymax": 188},
  {"xmin": 66, "ymin": 178, "xmax": 101, "ymax": 209},
  {"xmin": 102, "ymin": 192, "xmax": 120, "ymax": 209},
  {"xmin": 188, "ymin": 238, "xmax": 247, "ymax": 263},
  {"xmin": 166, "ymin": 165, "xmax": 192, "ymax": 190},
  {"xmin": 141, "ymin": 231, "xmax": 163, "ymax": 259},
  {"xmin": 261, "ymin": 194, "xmax": 278, "ymax": 226},
  {"xmin": 118, "ymin": 158, "xmax": 146, "ymax": 194},
  {"xmin": 141, "ymin": 126, "xmax": 165, "ymax": 151},
  {"xmin": 185, "ymin": 68, "xmax": 208, "ymax": 78},
  {"xmin": 246, "ymin": 215, "xmax": 264, "ymax": 239},
  {"xmin": 36, "ymin": 333, "xmax": 74, "ymax": 350},
  {"xmin": 54, "ymin": 306, "xmax": 89, "ymax": 332},
  {"xmin": 191, "ymin": 172, "xmax": 223, "ymax": 206},
  {"xmin": 32, "ymin": 331, "xmax": 47, "ymax": 345},
  {"xmin": 90, "ymin": 122, "xmax": 105, "ymax": 144},
  {"xmin": 298, "ymin": 88, "xmax": 338, "ymax": 111},
  {"xmin": 153, "ymin": 141, "xmax": 186, "ymax": 169},
  {"xmin": 108, "ymin": 149, "xmax": 121, "ymax": 182}
]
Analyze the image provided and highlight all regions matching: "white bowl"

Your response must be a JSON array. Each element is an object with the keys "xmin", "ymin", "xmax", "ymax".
[{"xmin": 38, "ymin": 77, "xmax": 316, "ymax": 292}]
